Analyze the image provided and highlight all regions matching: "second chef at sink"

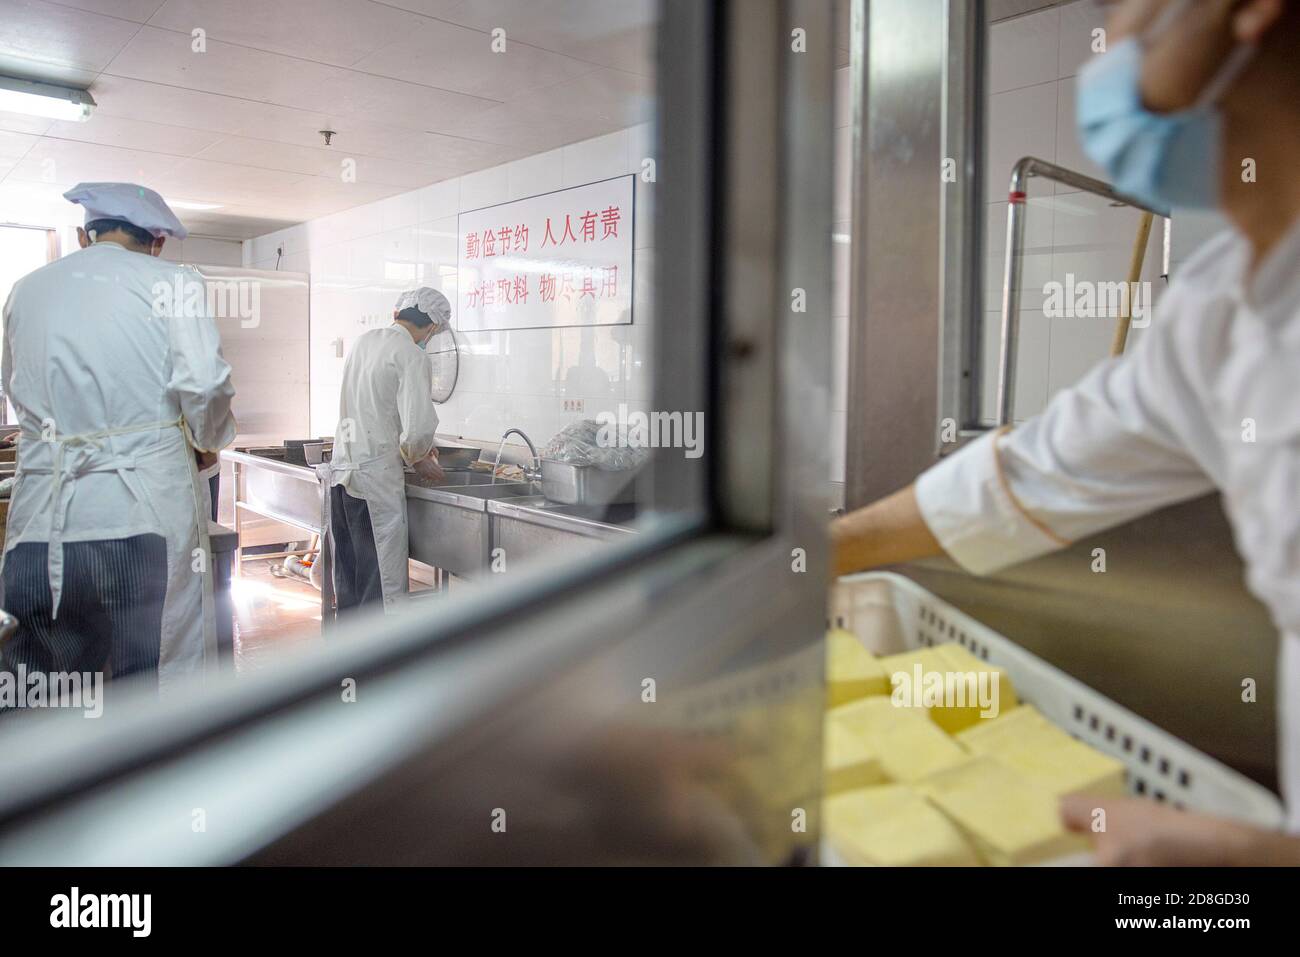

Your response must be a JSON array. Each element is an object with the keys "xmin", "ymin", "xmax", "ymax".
[{"xmin": 327, "ymin": 287, "xmax": 449, "ymax": 614}]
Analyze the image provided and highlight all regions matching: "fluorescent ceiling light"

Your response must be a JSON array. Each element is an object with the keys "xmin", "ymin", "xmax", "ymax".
[
  {"xmin": 165, "ymin": 199, "xmax": 224, "ymax": 211},
  {"xmin": 0, "ymin": 75, "xmax": 95, "ymax": 122}
]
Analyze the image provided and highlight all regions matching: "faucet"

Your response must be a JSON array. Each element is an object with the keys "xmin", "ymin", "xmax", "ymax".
[{"xmin": 491, "ymin": 428, "xmax": 541, "ymax": 483}]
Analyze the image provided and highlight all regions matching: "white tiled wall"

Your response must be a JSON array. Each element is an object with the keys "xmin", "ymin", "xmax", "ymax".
[
  {"xmin": 245, "ymin": 125, "xmax": 656, "ymax": 453},
  {"xmin": 164, "ymin": 235, "xmax": 244, "ymax": 267},
  {"xmin": 981, "ymin": 0, "xmax": 1230, "ymax": 424}
]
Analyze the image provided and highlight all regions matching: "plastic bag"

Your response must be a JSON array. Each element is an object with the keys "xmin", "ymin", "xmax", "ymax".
[{"xmin": 542, "ymin": 418, "xmax": 649, "ymax": 471}]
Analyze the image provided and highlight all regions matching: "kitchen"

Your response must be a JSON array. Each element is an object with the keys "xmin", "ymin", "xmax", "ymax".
[{"xmin": 0, "ymin": 0, "xmax": 1299, "ymax": 899}]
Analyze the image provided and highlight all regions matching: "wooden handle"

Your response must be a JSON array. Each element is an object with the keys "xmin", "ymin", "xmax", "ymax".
[{"xmin": 1110, "ymin": 211, "xmax": 1155, "ymax": 357}]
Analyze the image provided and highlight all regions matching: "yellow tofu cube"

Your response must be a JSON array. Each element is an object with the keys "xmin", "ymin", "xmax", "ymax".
[
  {"xmin": 917, "ymin": 755, "xmax": 1088, "ymax": 865},
  {"xmin": 956, "ymin": 705, "xmax": 1126, "ymax": 798},
  {"xmin": 825, "ymin": 628, "xmax": 890, "ymax": 707},
  {"xmin": 823, "ymin": 716, "xmax": 888, "ymax": 794},
  {"xmin": 879, "ymin": 643, "xmax": 1018, "ymax": 735},
  {"xmin": 826, "ymin": 697, "xmax": 968, "ymax": 784},
  {"xmin": 824, "ymin": 784, "xmax": 980, "ymax": 867}
]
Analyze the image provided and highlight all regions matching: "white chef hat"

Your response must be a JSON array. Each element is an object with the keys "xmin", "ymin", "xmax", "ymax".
[
  {"xmin": 63, "ymin": 182, "xmax": 188, "ymax": 239},
  {"xmin": 394, "ymin": 286, "xmax": 451, "ymax": 330}
]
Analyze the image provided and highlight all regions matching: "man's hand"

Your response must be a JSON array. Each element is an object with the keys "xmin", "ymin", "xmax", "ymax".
[
  {"xmin": 413, "ymin": 449, "xmax": 444, "ymax": 483},
  {"xmin": 1060, "ymin": 793, "xmax": 1300, "ymax": 866},
  {"xmin": 196, "ymin": 449, "xmax": 220, "ymax": 470}
]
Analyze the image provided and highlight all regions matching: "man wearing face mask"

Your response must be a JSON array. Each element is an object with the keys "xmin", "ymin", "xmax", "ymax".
[
  {"xmin": 326, "ymin": 287, "xmax": 446, "ymax": 614},
  {"xmin": 833, "ymin": 0, "xmax": 1300, "ymax": 864}
]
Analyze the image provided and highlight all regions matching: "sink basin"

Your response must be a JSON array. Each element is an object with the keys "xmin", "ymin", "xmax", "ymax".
[
  {"xmin": 406, "ymin": 471, "xmax": 503, "ymax": 488},
  {"xmin": 451, "ymin": 482, "xmax": 538, "ymax": 500}
]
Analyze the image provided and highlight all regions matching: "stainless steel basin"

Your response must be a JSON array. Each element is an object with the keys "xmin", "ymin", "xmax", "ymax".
[
  {"xmin": 452, "ymin": 482, "xmax": 538, "ymax": 500},
  {"xmin": 406, "ymin": 471, "xmax": 500, "ymax": 488},
  {"xmin": 404, "ymin": 481, "xmax": 535, "ymax": 579}
]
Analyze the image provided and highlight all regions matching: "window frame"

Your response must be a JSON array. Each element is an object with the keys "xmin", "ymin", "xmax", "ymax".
[{"xmin": 0, "ymin": 0, "xmax": 836, "ymax": 865}]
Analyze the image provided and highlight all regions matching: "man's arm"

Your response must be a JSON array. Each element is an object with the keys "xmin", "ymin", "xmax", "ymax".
[
  {"xmin": 831, "ymin": 485, "xmax": 944, "ymax": 576},
  {"xmin": 396, "ymin": 348, "xmax": 439, "ymax": 466},
  {"xmin": 167, "ymin": 268, "xmax": 236, "ymax": 452},
  {"xmin": 840, "ymin": 307, "xmax": 1214, "ymax": 582}
]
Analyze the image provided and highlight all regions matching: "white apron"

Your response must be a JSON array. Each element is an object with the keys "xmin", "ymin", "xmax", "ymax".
[
  {"xmin": 2, "ymin": 417, "xmax": 216, "ymax": 685},
  {"xmin": 324, "ymin": 451, "xmax": 410, "ymax": 612}
]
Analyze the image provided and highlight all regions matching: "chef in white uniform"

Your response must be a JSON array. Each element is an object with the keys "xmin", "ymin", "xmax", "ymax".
[
  {"xmin": 834, "ymin": 0, "xmax": 1300, "ymax": 864},
  {"xmin": 328, "ymin": 287, "xmax": 446, "ymax": 614},
  {"xmin": 1, "ymin": 182, "xmax": 236, "ymax": 693}
]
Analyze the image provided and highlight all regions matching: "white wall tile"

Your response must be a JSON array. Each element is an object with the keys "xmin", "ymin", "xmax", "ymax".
[
  {"xmin": 378, "ymin": 190, "xmax": 419, "ymax": 232},
  {"xmin": 507, "ymin": 148, "xmax": 563, "ymax": 200},
  {"xmin": 1052, "ymin": 76, "xmax": 1105, "ymax": 188},
  {"xmin": 1058, "ymin": 0, "xmax": 1104, "ymax": 79},
  {"xmin": 626, "ymin": 121, "xmax": 655, "ymax": 172},
  {"xmin": 181, "ymin": 236, "xmax": 245, "ymax": 266},
  {"xmin": 629, "ymin": 182, "xmax": 652, "ymax": 255},
  {"xmin": 418, "ymin": 179, "xmax": 459, "ymax": 223},
  {"xmin": 979, "ymin": 309, "xmax": 1051, "ymax": 424},
  {"xmin": 1047, "ymin": 312, "xmax": 1115, "ymax": 401},
  {"xmin": 459, "ymin": 165, "xmax": 509, "ymax": 212},
  {"xmin": 990, "ymin": 8, "xmax": 1060, "ymax": 93},
  {"xmin": 563, "ymin": 130, "xmax": 629, "ymax": 187},
  {"xmin": 985, "ymin": 197, "xmax": 1058, "ymax": 306},
  {"xmin": 987, "ymin": 81, "xmax": 1059, "ymax": 199}
]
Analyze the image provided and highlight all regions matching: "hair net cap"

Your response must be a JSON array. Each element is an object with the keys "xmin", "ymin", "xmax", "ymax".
[
  {"xmin": 395, "ymin": 286, "xmax": 451, "ymax": 330},
  {"xmin": 63, "ymin": 182, "xmax": 188, "ymax": 239}
]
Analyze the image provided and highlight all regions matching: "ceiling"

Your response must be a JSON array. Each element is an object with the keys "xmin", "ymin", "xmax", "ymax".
[{"xmin": 0, "ymin": 0, "xmax": 657, "ymax": 239}]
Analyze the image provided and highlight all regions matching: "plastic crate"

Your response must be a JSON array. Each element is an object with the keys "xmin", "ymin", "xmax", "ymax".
[{"xmin": 829, "ymin": 572, "xmax": 1284, "ymax": 829}]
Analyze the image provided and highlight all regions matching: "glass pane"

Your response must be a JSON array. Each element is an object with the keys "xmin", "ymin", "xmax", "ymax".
[{"xmin": 0, "ymin": 3, "xmax": 682, "ymax": 688}]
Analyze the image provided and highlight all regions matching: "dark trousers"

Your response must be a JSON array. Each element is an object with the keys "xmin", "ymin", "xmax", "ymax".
[
  {"xmin": 0, "ymin": 534, "xmax": 168, "ymax": 681},
  {"xmin": 329, "ymin": 485, "xmax": 384, "ymax": 612}
]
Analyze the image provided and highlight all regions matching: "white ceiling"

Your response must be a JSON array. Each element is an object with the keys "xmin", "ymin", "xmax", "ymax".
[{"xmin": 0, "ymin": 0, "xmax": 657, "ymax": 239}]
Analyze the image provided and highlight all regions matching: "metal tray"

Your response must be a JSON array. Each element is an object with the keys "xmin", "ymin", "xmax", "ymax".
[{"xmin": 540, "ymin": 459, "xmax": 638, "ymax": 506}]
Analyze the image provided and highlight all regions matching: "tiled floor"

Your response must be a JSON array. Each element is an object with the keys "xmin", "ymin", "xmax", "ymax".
[
  {"xmin": 232, "ymin": 557, "xmax": 323, "ymax": 672},
  {"xmin": 230, "ymin": 558, "xmax": 443, "ymax": 672}
]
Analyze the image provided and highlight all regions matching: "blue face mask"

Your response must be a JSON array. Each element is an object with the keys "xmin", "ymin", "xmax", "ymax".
[{"xmin": 1076, "ymin": 8, "xmax": 1255, "ymax": 213}]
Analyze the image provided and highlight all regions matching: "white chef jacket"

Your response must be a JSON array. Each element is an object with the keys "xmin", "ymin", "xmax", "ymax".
[
  {"xmin": 328, "ymin": 325, "xmax": 439, "ymax": 610},
  {"xmin": 2, "ymin": 242, "xmax": 237, "ymax": 684},
  {"xmin": 916, "ymin": 217, "xmax": 1300, "ymax": 831}
]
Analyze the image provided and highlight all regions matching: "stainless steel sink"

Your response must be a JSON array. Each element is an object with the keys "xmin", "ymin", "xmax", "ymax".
[
  {"xmin": 406, "ymin": 471, "xmax": 500, "ymax": 488},
  {"xmin": 450, "ymin": 482, "xmax": 537, "ymax": 500},
  {"xmin": 404, "ymin": 481, "xmax": 535, "ymax": 579}
]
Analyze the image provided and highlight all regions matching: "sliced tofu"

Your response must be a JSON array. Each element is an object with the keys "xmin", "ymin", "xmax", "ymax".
[
  {"xmin": 956, "ymin": 704, "xmax": 1126, "ymax": 798},
  {"xmin": 824, "ymin": 784, "xmax": 980, "ymax": 866},
  {"xmin": 917, "ymin": 755, "xmax": 1088, "ymax": 865},
  {"xmin": 826, "ymin": 696, "xmax": 968, "ymax": 784},
  {"xmin": 878, "ymin": 643, "xmax": 1018, "ymax": 735},
  {"xmin": 825, "ymin": 627, "xmax": 890, "ymax": 707},
  {"xmin": 824, "ymin": 716, "xmax": 888, "ymax": 794}
]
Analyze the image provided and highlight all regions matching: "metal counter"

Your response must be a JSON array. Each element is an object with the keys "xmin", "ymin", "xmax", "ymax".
[{"xmin": 225, "ymin": 448, "xmax": 639, "ymax": 618}]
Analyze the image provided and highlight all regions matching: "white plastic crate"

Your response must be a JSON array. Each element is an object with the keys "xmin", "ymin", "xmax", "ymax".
[{"xmin": 829, "ymin": 572, "xmax": 1284, "ymax": 829}]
